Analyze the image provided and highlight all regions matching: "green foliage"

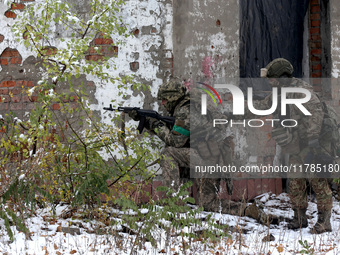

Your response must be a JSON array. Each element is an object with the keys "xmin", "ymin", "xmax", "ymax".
[
  {"xmin": 0, "ymin": 0, "xmax": 161, "ymax": 240},
  {"xmin": 12, "ymin": 0, "xmax": 129, "ymax": 88},
  {"xmin": 0, "ymin": 179, "xmax": 30, "ymax": 242},
  {"xmin": 299, "ymin": 240, "xmax": 315, "ymax": 255},
  {"xmin": 2, "ymin": 1, "xmax": 223, "ymax": 251},
  {"xmin": 115, "ymin": 181, "xmax": 230, "ymax": 253}
]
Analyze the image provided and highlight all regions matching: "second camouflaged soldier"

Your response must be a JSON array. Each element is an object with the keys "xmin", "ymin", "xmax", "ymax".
[{"xmin": 259, "ymin": 58, "xmax": 333, "ymax": 234}]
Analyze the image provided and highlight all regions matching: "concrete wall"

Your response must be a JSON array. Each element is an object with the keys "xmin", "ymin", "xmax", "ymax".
[
  {"xmin": 172, "ymin": 0, "xmax": 239, "ymax": 81},
  {"xmin": 172, "ymin": 0, "xmax": 248, "ymax": 161}
]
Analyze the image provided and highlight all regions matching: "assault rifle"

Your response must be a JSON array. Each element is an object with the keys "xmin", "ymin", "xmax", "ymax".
[{"xmin": 103, "ymin": 104, "xmax": 176, "ymax": 133}]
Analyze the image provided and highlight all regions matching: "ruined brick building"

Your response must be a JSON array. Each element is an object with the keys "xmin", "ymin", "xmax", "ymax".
[{"xmin": 0, "ymin": 0, "xmax": 339, "ymax": 200}]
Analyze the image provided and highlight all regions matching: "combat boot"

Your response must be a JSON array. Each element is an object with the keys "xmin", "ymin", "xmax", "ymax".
[
  {"xmin": 311, "ymin": 210, "xmax": 332, "ymax": 234},
  {"xmin": 287, "ymin": 208, "xmax": 308, "ymax": 230}
]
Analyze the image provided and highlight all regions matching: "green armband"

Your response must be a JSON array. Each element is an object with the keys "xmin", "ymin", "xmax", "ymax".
[{"xmin": 172, "ymin": 125, "xmax": 190, "ymax": 137}]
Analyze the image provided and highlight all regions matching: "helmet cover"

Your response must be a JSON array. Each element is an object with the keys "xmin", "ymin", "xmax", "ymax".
[{"xmin": 263, "ymin": 58, "xmax": 294, "ymax": 78}]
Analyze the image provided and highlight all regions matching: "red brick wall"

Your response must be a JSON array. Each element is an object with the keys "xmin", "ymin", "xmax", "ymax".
[
  {"xmin": 4, "ymin": 1, "xmax": 29, "ymax": 19},
  {"xmin": 0, "ymin": 48, "xmax": 22, "ymax": 65},
  {"xmin": 309, "ymin": 0, "xmax": 322, "ymax": 90},
  {"xmin": 86, "ymin": 34, "xmax": 118, "ymax": 62},
  {"xmin": 0, "ymin": 48, "xmax": 35, "ymax": 112},
  {"xmin": 1, "ymin": 1, "xmax": 34, "ymax": 128}
]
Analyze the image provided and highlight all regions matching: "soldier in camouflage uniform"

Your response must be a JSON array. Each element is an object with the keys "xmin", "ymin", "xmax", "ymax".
[
  {"xmin": 130, "ymin": 78, "xmax": 221, "ymax": 207},
  {"xmin": 259, "ymin": 58, "xmax": 333, "ymax": 233},
  {"xmin": 129, "ymin": 77, "xmax": 270, "ymax": 224},
  {"xmin": 129, "ymin": 78, "xmax": 192, "ymax": 190}
]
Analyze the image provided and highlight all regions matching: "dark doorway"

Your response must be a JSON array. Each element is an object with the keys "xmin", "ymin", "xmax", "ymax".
[{"xmin": 240, "ymin": 0, "xmax": 310, "ymax": 78}]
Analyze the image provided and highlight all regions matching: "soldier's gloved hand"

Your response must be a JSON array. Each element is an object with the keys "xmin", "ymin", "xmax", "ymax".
[
  {"xmin": 150, "ymin": 119, "xmax": 165, "ymax": 130},
  {"xmin": 144, "ymin": 117, "xmax": 164, "ymax": 130},
  {"xmin": 128, "ymin": 109, "xmax": 140, "ymax": 121}
]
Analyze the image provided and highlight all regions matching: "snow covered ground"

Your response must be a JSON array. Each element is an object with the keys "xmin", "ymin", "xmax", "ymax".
[{"xmin": 0, "ymin": 193, "xmax": 340, "ymax": 255}]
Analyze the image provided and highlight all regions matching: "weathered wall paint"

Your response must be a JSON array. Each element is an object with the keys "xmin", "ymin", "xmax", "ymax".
[
  {"xmin": 329, "ymin": 0, "xmax": 340, "ymax": 113},
  {"xmin": 171, "ymin": 0, "xmax": 251, "ymax": 165},
  {"xmin": 330, "ymin": 0, "xmax": 340, "ymax": 79},
  {"xmin": 172, "ymin": 0, "xmax": 239, "ymax": 81}
]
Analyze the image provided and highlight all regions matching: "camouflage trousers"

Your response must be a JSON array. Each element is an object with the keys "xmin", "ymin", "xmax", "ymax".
[
  {"xmin": 159, "ymin": 146, "xmax": 193, "ymax": 189},
  {"xmin": 289, "ymin": 178, "xmax": 332, "ymax": 211},
  {"xmin": 160, "ymin": 146, "xmax": 209, "ymax": 194},
  {"xmin": 159, "ymin": 147, "xmax": 245, "ymax": 215},
  {"xmin": 288, "ymin": 145, "xmax": 333, "ymax": 212}
]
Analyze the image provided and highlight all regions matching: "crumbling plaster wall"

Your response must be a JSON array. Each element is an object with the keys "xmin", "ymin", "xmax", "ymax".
[
  {"xmin": 330, "ymin": 0, "xmax": 340, "ymax": 79},
  {"xmin": 91, "ymin": 0, "xmax": 174, "ymax": 123},
  {"xmin": 0, "ymin": 0, "xmax": 173, "ymax": 116},
  {"xmin": 330, "ymin": 0, "xmax": 340, "ymax": 111}
]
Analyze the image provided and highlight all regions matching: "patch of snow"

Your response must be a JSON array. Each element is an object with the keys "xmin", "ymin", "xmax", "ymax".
[{"xmin": 1, "ymin": 194, "xmax": 340, "ymax": 254}]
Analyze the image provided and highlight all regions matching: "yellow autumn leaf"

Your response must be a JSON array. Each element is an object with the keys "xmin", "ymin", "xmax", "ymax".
[{"xmin": 277, "ymin": 244, "xmax": 284, "ymax": 253}]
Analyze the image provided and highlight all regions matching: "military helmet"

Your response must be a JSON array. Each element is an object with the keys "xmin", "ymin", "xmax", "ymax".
[
  {"xmin": 157, "ymin": 77, "xmax": 186, "ymax": 101},
  {"xmin": 261, "ymin": 58, "xmax": 294, "ymax": 78},
  {"xmin": 157, "ymin": 77, "xmax": 187, "ymax": 113}
]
